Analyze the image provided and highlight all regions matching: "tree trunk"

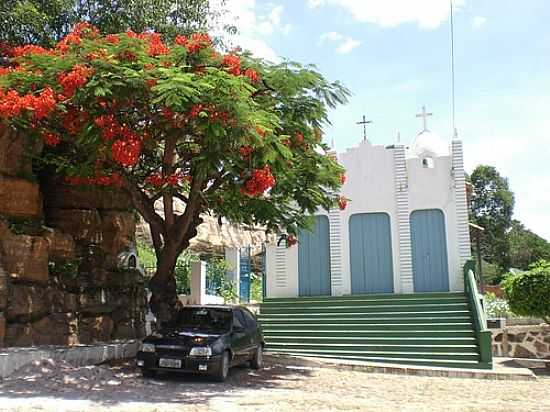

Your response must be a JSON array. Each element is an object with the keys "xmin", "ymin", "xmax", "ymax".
[{"xmin": 148, "ymin": 242, "xmax": 183, "ymax": 325}]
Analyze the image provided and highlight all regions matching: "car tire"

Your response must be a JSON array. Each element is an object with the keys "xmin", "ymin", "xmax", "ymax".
[
  {"xmin": 141, "ymin": 369, "xmax": 157, "ymax": 379},
  {"xmin": 250, "ymin": 345, "xmax": 263, "ymax": 370},
  {"xmin": 213, "ymin": 351, "xmax": 230, "ymax": 382}
]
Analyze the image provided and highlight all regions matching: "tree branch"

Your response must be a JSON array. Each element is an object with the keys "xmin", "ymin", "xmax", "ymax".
[
  {"xmin": 124, "ymin": 179, "xmax": 166, "ymax": 237},
  {"xmin": 162, "ymin": 136, "xmax": 177, "ymax": 228}
]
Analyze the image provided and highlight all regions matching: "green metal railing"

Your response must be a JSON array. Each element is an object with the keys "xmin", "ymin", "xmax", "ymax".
[{"xmin": 463, "ymin": 259, "xmax": 493, "ymax": 366}]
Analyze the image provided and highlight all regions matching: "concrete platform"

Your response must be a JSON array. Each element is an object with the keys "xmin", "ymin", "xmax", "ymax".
[
  {"xmin": 0, "ymin": 340, "xmax": 139, "ymax": 379},
  {"xmin": 265, "ymin": 353, "xmax": 537, "ymax": 381}
]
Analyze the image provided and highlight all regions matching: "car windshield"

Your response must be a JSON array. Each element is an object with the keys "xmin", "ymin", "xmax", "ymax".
[{"xmin": 169, "ymin": 308, "xmax": 232, "ymax": 333}]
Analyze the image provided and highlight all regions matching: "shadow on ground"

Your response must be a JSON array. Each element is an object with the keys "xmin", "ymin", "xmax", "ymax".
[{"xmin": 0, "ymin": 356, "xmax": 315, "ymax": 407}]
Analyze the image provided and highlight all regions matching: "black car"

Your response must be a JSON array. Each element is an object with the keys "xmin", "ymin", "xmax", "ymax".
[{"xmin": 136, "ymin": 305, "xmax": 264, "ymax": 381}]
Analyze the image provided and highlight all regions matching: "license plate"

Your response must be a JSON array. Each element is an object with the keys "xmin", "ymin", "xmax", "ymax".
[
  {"xmin": 159, "ymin": 358, "xmax": 182, "ymax": 368},
  {"xmin": 198, "ymin": 364, "xmax": 208, "ymax": 371}
]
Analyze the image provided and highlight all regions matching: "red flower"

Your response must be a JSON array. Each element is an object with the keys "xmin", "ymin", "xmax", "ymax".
[
  {"xmin": 145, "ymin": 173, "xmax": 164, "ymax": 187},
  {"xmin": 294, "ymin": 132, "xmax": 304, "ymax": 144},
  {"xmin": 12, "ymin": 45, "xmax": 51, "ymax": 57},
  {"xmin": 72, "ymin": 22, "xmax": 99, "ymax": 38},
  {"xmin": 239, "ymin": 145, "xmax": 253, "ymax": 160},
  {"xmin": 56, "ymin": 33, "xmax": 82, "ymax": 54},
  {"xmin": 30, "ymin": 87, "xmax": 57, "ymax": 120},
  {"xmin": 111, "ymin": 138, "xmax": 142, "ymax": 167},
  {"xmin": 184, "ymin": 33, "xmax": 212, "ymax": 54},
  {"xmin": 340, "ymin": 174, "xmax": 347, "ymax": 185},
  {"xmin": 242, "ymin": 165, "xmax": 275, "ymax": 196},
  {"xmin": 244, "ymin": 68, "xmax": 259, "ymax": 83},
  {"xmin": 337, "ymin": 196, "xmax": 348, "ymax": 210},
  {"xmin": 63, "ymin": 106, "xmax": 88, "ymax": 135},
  {"xmin": 175, "ymin": 35, "xmax": 188, "ymax": 47},
  {"xmin": 255, "ymin": 126, "xmax": 266, "ymax": 138},
  {"xmin": 105, "ymin": 34, "xmax": 120, "ymax": 44},
  {"xmin": 42, "ymin": 132, "xmax": 61, "ymax": 146},
  {"xmin": 58, "ymin": 65, "xmax": 93, "ymax": 98},
  {"xmin": 0, "ymin": 87, "xmax": 57, "ymax": 120},
  {"xmin": 286, "ymin": 235, "xmax": 297, "ymax": 247},
  {"xmin": 222, "ymin": 54, "xmax": 241, "ymax": 76},
  {"xmin": 148, "ymin": 33, "xmax": 169, "ymax": 57}
]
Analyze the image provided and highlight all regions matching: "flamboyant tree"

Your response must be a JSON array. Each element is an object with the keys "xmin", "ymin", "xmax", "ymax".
[{"xmin": 0, "ymin": 23, "xmax": 349, "ymax": 320}]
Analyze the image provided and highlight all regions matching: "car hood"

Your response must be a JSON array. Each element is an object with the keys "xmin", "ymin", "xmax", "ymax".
[{"xmin": 145, "ymin": 329, "xmax": 225, "ymax": 347}]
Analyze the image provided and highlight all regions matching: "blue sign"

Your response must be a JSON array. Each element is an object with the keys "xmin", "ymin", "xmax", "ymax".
[{"xmin": 239, "ymin": 246, "xmax": 251, "ymax": 303}]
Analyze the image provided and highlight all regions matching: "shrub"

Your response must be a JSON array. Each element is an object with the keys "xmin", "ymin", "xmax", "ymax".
[
  {"xmin": 483, "ymin": 292, "xmax": 513, "ymax": 318},
  {"xmin": 502, "ymin": 260, "xmax": 550, "ymax": 324}
]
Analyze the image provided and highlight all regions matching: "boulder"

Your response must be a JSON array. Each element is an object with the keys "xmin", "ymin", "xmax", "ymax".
[
  {"xmin": 45, "ymin": 209, "xmax": 102, "ymax": 244},
  {"xmin": 4, "ymin": 323, "xmax": 33, "ymax": 346},
  {"xmin": 44, "ymin": 229, "xmax": 76, "ymax": 260},
  {"xmin": 31, "ymin": 313, "xmax": 78, "ymax": 345},
  {"xmin": 79, "ymin": 315, "xmax": 114, "ymax": 343},
  {"xmin": 78, "ymin": 290, "xmax": 114, "ymax": 315},
  {"xmin": 5, "ymin": 285, "xmax": 48, "ymax": 321},
  {"xmin": 0, "ymin": 176, "xmax": 42, "ymax": 218},
  {"xmin": 0, "ymin": 126, "xmax": 38, "ymax": 176},
  {"xmin": 43, "ymin": 183, "xmax": 132, "ymax": 211},
  {"xmin": 46, "ymin": 288, "xmax": 78, "ymax": 313},
  {"xmin": 0, "ymin": 234, "xmax": 49, "ymax": 284},
  {"xmin": 0, "ymin": 262, "xmax": 7, "ymax": 310},
  {"xmin": 513, "ymin": 344, "xmax": 536, "ymax": 358},
  {"xmin": 113, "ymin": 320, "xmax": 138, "ymax": 340},
  {"xmin": 100, "ymin": 211, "xmax": 135, "ymax": 256},
  {"xmin": 0, "ymin": 313, "xmax": 5, "ymax": 346}
]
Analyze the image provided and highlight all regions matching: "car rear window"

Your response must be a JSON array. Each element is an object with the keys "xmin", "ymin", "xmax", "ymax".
[{"xmin": 172, "ymin": 308, "xmax": 232, "ymax": 332}]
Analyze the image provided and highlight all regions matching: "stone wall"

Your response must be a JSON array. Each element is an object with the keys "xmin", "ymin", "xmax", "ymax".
[
  {"xmin": 0, "ymin": 126, "xmax": 147, "ymax": 347},
  {"xmin": 492, "ymin": 325, "xmax": 550, "ymax": 359}
]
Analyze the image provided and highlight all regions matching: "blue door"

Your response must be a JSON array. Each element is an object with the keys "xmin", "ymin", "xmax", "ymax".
[
  {"xmin": 410, "ymin": 209, "xmax": 450, "ymax": 292},
  {"xmin": 239, "ymin": 246, "xmax": 251, "ymax": 303},
  {"xmin": 298, "ymin": 215, "xmax": 331, "ymax": 296},
  {"xmin": 349, "ymin": 213, "xmax": 394, "ymax": 294}
]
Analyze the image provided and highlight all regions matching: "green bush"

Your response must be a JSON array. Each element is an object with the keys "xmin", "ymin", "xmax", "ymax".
[
  {"xmin": 483, "ymin": 292, "xmax": 513, "ymax": 318},
  {"xmin": 502, "ymin": 260, "xmax": 550, "ymax": 324}
]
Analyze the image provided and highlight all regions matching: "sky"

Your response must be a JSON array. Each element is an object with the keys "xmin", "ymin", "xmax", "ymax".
[{"xmin": 218, "ymin": 0, "xmax": 550, "ymax": 240}]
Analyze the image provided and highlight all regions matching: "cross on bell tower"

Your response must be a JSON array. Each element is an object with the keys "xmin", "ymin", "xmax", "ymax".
[
  {"xmin": 356, "ymin": 115, "xmax": 372, "ymax": 141},
  {"xmin": 416, "ymin": 106, "xmax": 433, "ymax": 132}
]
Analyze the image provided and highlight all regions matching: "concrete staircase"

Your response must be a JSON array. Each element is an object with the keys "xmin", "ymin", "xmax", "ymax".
[{"xmin": 259, "ymin": 292, "xmax": 492, "ymax": 369}]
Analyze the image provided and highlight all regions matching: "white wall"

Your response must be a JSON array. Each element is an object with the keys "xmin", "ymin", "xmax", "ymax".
[
  {"xmin": 338, "ymin": 141, "xmax": 400, "ymax": 294},
  {"xmin": 265, "ymin": 139, "xmax": 469, "ymax": 298}
]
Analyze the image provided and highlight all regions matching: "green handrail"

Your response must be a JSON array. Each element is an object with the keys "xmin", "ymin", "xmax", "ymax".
[{"xmin": 463, "ymin": 260, "xmax": 492, "ymax": 366}]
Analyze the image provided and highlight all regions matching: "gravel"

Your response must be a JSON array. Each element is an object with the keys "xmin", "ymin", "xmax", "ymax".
[{"xmin": 0, "ymin": 357, "xmax": 548, "ymax": 412}]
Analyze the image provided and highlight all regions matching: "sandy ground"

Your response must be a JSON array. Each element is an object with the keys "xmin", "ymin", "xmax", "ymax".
[{"xmin": 0, "ymin": 357, "xmax": 549, "ymax": 412}]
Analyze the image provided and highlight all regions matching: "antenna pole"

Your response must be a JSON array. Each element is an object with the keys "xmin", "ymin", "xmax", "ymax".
[{"xmin": 450, "ymin": 0, "xmax": 457, "ymax": 138}]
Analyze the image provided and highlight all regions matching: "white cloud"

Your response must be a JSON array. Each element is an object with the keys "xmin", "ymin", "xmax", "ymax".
[
  {"xmin": 308, "ymin": 0, "xmax": 465, "ymax": 30},
  {"xmin": 337, "ymin": 38, "xmax": 362, "ymax": 54},
  {"xmin": 472, "ymin": 16, "xmax": 487, "ymax": 29},
  {"xmin": 319, "ymin": 31, "xmax": 361, "ymax": 54},
  {"xmin": 319, "ymin": 31, "xmax": 344, "ymax": 42},
  {"xmin": 211, "ymin": 0, "xmax": 291, "ymax": 61}
]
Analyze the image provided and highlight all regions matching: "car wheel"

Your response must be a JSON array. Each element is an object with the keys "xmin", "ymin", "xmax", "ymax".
[
  {"xmin": 141, "ymin": 369, "xmax": 157, "ymax": 379},
  {"xmin": 250, "ymin": 345, "xmax": 263, "ymax": 370},
  {"xmin": 213, "ymin": 351, "xmax": 230, "ymax": 382}
]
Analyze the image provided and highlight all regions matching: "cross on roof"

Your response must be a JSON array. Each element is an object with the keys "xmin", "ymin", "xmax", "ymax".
[
  {"xmin": 356, "ymin": 115, "xmax": 372, "ymax": 141},
  {"xmin": 416, "ymin": 106, "xmax": 433, "ymax": 132}
]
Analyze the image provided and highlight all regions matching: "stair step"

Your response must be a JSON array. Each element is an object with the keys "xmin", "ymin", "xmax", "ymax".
[
  {"xmin": 265, "ymin": 342, "xmax": 478, "ymax": 353},
  {"xmin": 264, "ymin": 348, "xmax": 480, "ymax": 361},
  {"xmin": 260, "ymin": 303, "xmax": 469, "ymax": 314},
  {"xmin": 263, "ymin": 330, "xmax": 475, "ymax": 338},
  {"xmin": 259, "ymin": 323, "xmax": 474, "ymax": 331},
  {"xmin": 265, "ymin": 336, "xmax": 477, "ymax": 345},
  {"xmin": 266, "ymin": 351, "xmax": 488, "ymax": 369},
  {"xmin": 264, "ymin": 292, "xmax": 466, "ymax": 303},
  {"xmin": 259, "ymin": 311, "xmax": 471, "ymax": 319},
  {"xmin": 261, "ymin": 297, "xmax": 468, "ymax": 307}
]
